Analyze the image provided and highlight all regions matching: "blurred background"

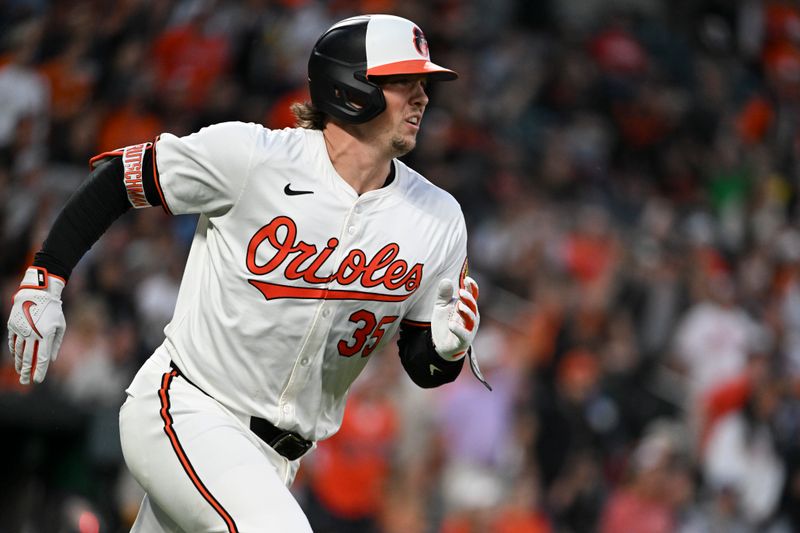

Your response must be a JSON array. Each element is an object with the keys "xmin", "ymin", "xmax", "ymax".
[{"xmin": 3, "ymin": 0, "xmax": 800, "ymax": 531}]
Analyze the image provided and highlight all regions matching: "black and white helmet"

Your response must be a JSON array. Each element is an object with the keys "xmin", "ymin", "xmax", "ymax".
[{"xmin": 308, "ymin": 14, "xmax": 458, "ymax": 124}]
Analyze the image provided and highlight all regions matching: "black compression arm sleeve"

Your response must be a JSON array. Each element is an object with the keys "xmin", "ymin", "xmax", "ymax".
[
  {"xmin": 397, "ymin": 323, "xmax": 464, "ymax": 388},
  {"xmin": 33, "ymin": 157, "xmax": 132, "ymax": 280}
]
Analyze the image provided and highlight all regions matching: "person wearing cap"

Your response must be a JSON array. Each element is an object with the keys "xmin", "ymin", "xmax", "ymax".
[{"xmin": 6, "ymin": 14, "xmax": 485, "ymax": 532}]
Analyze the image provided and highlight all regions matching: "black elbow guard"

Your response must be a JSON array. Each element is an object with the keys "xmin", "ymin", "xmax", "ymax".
[{"xmin": 397, "ymin": 323, "xmax": 464, "ymax": 388}]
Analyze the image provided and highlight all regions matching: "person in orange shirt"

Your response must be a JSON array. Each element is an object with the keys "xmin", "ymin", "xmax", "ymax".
[
  {"xmin": 150, "ymin": 4, "xmax": 230, "ymax": 111},
  {"xmin": 303, "ymin": 378, "xmax": 399, "ymax": 533},
  {"xmin": 95, "ymin": 88, "xmax": 163, "ymax": 154}
]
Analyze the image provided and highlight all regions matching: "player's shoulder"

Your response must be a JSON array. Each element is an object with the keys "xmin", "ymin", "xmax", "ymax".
[
  {"xmin": 157, "ymin": 121, "xmax": 260, "ymax": 152},
  {"xmin": 253, "ymin": 125, "xmax": 316, "ymax": 161},
  {"xmin": 168, "ymin": 121, "xmax": 305, "ymax": 145},
  {"xmin": 165, "ymin": 122, "xmax": 316, "ymax": 166},
  {"xmin": 395, "ymin": 159, "xmax": 463, "ymax": 219},
  {"xmin": 188, "ymin": 120, "xmax": 263, "ymax": 139}
]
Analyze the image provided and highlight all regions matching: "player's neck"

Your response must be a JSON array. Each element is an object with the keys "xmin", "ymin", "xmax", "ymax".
[{"xmin": 322, "ymin": 124, "xmax": 393, "ymax": 195}]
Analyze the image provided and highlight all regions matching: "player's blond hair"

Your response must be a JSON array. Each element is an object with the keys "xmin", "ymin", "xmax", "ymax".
[{"xmin": 290, "ymin": 101, "xmax": 327, "ymax": 130}]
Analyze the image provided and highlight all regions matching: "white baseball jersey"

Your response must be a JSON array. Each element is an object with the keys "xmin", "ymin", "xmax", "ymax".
[{"xmin": 145, "ymin": 121, "xmax": 467, "ymax": 442}]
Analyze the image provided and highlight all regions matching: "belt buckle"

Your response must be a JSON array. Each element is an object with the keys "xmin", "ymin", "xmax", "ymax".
[{"xmin": 270, "ymin": 432, "xmax": 312, "ymax": 461}]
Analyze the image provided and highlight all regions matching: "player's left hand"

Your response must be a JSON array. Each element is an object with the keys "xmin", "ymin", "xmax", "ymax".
[
  {"xmin": 431, "ymin": 276, "xmax": 480, "ymax": 361},
  {"xmin": 7, "ymin": 267, "xmax": 66, "ymax": 385}
]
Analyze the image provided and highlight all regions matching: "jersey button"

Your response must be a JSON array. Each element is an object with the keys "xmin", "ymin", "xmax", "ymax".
[
  {"xmin": 300, "ymin": 358, "xmax": 309, "ymax": 366},
  {"xmin": 354, "ymin": 205, "xmax": 362, "ymax": 214},
  {"xmin": 347, "ymin": 226, "xmax": 356, "ymax": 235},
  {"xmin": 322, "ymin": 308, "xmax": 331, "ymax": 317}
]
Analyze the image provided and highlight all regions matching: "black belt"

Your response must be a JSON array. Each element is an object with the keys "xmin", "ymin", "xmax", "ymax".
[
  {"xmin": 249, "ymin": 416, "xmax": 313, "ymax": 461},
  {"xmin": 169, "ymin": 361, "xmax": 313, "ymax": 461}
]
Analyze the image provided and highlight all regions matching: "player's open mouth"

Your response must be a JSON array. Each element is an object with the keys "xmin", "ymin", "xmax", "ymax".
[{"xmin": 406, "ymin": 116, "xmax": 421, "ymax": 128}]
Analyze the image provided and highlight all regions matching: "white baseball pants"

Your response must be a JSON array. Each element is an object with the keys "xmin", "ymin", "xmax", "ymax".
[{"xmin": 119, "ymin": 349, "xmax": 312, "ymax": 532}]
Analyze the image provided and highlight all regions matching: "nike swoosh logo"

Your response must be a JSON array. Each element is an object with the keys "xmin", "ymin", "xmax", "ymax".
[
  {"xmin": 429, "ymin": 364, "xmax": 441, "ymax": 375},
  {"xmin": 284, "ymin": 184, "xmax": 314, "ymax": 196},
  {"xmin": 22, "ymin": 301, "xmax": 42, "ymax": 337}
]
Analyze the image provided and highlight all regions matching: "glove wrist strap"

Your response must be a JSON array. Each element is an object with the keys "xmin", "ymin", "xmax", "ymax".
[
  {"xmin": 467, "ymin": 346, "xmax": 492, "ymax": 391},
  {"xmin": 20, "ymin": 266, "xmax": 66, "ymax": 296}
]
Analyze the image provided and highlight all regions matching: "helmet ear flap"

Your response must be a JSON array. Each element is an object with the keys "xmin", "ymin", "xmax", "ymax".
[
  {"xmin": 308, "ymin": 57, "xmax": 386, "ymax": 124},
  {"xmin": 307, "ymin": 16, "xmax": 387, "ymax": 124}
]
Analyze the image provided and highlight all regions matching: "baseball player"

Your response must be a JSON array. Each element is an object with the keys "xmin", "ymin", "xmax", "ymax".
[{"xmin": 6, "ymin": 14, "xmax": 486, "ymax": 532}]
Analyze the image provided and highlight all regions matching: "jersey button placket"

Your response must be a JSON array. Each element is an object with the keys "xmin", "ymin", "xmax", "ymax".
[{"xmin": 341, "ymin": 201, "xmax": 362, "ymax": 242}]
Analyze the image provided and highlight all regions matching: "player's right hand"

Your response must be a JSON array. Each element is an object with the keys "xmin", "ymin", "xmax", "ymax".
[{"xmin": 7, "ymin": 267, "xmax": 66, "ymax": 385}]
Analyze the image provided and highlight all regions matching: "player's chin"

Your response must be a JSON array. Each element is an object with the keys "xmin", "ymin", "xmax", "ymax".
[{"xmin": 391, "ymin": 135, "xmax": 416, "ymax": 157}]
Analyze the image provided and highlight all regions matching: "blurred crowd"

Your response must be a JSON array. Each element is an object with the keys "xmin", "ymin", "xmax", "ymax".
[{"xmin": 3, "ymin": 0, "xmax": 800, "ymax": 531}]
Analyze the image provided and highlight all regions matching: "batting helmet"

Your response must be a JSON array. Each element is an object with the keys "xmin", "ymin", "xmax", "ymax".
[{"xmin": 308, "ymin": 14, "xmax": 458, "ymax": 124}]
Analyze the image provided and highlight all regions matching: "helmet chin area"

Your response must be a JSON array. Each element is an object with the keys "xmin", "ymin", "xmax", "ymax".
[{"xmin": 334, "ymin": 88, "xmax": 376, "ymax": 118}]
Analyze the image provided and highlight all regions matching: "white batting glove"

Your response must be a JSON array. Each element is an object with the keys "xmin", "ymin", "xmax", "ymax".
[
  {"xmin": 7, "ymin": 267, "xmax": 66, "ymax": 385},
  {"xmin": 431, "ymin": 276, "xmax": 480, "ymax": 361}
]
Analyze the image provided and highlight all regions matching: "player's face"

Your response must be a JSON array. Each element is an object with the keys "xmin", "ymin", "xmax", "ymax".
[{"xmin": 370, "ymin": 74, "xmax": 430, "ymax": 157}]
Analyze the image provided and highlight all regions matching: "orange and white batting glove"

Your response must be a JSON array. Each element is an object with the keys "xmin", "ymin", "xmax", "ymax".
[
  {"xmin": 7, "ymin": 267, "xmax": 66, "ymax": 385},
  {"xmin": 431, "ymin": 276, "xmax": 480, "ymax": 361}
]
